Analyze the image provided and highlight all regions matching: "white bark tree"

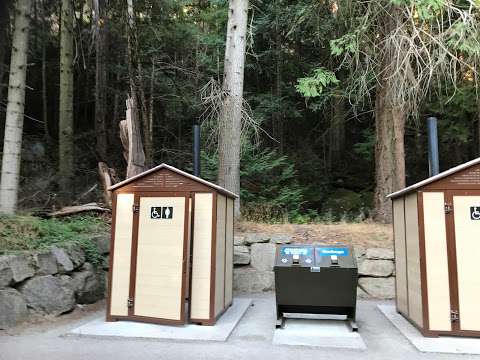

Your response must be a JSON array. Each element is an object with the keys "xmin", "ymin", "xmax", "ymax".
[
  {"xmin": 218, "ymin": 0, "xmax": 248, "ymax": 217},
  {"xmin": 0, "ymin": 0, "xmax": 33, "ymax": 214},
  {"xmin": 58, "ymin": 0, "xmax": 74, "ymax": 201}
]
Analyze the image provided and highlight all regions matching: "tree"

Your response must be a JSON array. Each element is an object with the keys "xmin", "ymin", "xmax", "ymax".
[
  {"xmin": 0, "ymin": 0, "xmax": 13, "ymax": 105},
  {"xmin": 94, "ymin": 0, "xmax": 108, "ymax": 162},
  {"xmin": 59, "ymin": 0, "xmax": 74, "ymax": 201},
  {"xmin": 330, "ymin": 0, "xmax": 480, "ymax": 222},
  {"xmin": 0, "ymin": 0, "xmax": 33, "ymax": 214},
  {"xmin": 218, "ymin": 0, "xmax": 249, "ymax": 217}
]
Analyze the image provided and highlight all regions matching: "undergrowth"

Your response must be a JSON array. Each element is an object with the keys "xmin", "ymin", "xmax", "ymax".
[{"xmin": 0, "ymin": 215, "xmax": 108, "ymax": 266}]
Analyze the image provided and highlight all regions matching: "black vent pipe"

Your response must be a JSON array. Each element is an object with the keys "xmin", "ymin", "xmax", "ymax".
[
  {"xmin": 427, "ymin": 117, "xmax": 440, "ymax": 177},
  {"xmin": 193, "ymin": 123, "xmax": 201, "ymax": 177}
]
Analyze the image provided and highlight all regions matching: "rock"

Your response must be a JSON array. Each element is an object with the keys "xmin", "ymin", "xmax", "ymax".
[
  {"xmin": 51, "ymin": 246, "xmax": 74, "ymax": 273},
  {"xmin": 250, "ymin": 243, "xmax": 276, "ymax": 271},
  {"xmin": 234, "ymin": 235, "xmax": 246, "ymax": 246},
  {"xmin": 233, "ymin": 268, "xmax": 274, "ymax": 293},
  {"xmin": 233, "ymin": 246, "xmax": 250, "ymax": 265},
  {"xmin": 33, "ymin": 251, "xmax": 58, "ymax": 276},
  {"xmin": 244, "ymin": 233, "xmax": 270, "ymax": 245},
  {"xmin": 359, "ymin": 277, "xmax": 395, "ymax": 299},
  {"xmin": 0, "ymin": 288, "xmax": 28, "ymax": 329},
  {"xmin": 356, "ymin": 286, "xmax": 370, "ymax": 299},
  {"xmin": 71, "ymin": 263, "xmax": 105, "ymax": 304},
  {"xmin": 0, "ymin": 256, "xmax": 13, "ymax": 287},
  {"xmin": 19, "ymin": 275, "xmax": 75, "ymax": 315},
  {"xmin": 269, "ymin": 234, "xmax": 292, "ymax": 244},
  {"xmin": 366, "ymin": 248, "xmax": 394, "ymax": 260},
  {"xmin": 91, "ymin": 234, "xmax": 110, "ymax": 255},
  {"xmin": 354, "ymin": 247, "xmax": 366, "ymax": 266},
  {"xmin": 7, "ymin": 254, "xmax": 35, "ymax": 283},
  {"xmin": 102, "ymin": 256, "xmax": 109, "ymax": 271},
  {"xmin": 358, "ymin": 259, "xmax": 394, "ymax": 277},
  {"xmin": 63, "ymin": 243, "xmax": 86, "ymax": 269}
]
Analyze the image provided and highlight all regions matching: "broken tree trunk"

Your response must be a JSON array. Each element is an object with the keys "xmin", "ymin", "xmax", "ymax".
[
  {"xmin": 121, "ymin": 97, "xmax": 146, "ymax": 178},
  {"xmin": 98, "ymin": 161, "xmax": 119, "ymax": 207}
]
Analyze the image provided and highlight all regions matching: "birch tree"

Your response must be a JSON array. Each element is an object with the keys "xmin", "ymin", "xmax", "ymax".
[
  {"xmin": 218, "ymin": 0, "xmax": 249, "ymax": 217},
  {"xmin": 59, "ymin": 0, "xmax": 74, "ymax": 201},
  {"xmin": 0, "ymin": 0, "xmax": 33, "ymax": 214}
]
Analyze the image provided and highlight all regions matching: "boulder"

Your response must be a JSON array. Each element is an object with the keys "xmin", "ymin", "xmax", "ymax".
[
  {"xmin": 51, "ymin": 246, "xmax": 74, "ymax": 273},
  {"xmin": 234, "ymin": 235, "xmax": 246, "ymax": 246},
  {"xmin": 102, "ymin": 256, "xmax": 110, "ymax": 271},
  {"xmin": 354, "ymin": 247, "xmax": 366, "ymax": 266},
  {"xmin": 8, "ymin": 254, "xmax": 35, "ymax": 283},
  {"xmin": 244, "ymin": 233, "xmax": 270, "ymax": 245},
  {"xmin": 19, "ymin": 275, "xmax": 75, "ymax": 315},
  {"xmin": 33, "ymin": 251, "xmax": 58, "ymax": 276},
  {"xmin": 233, "ymin": 268, "xmax": 274, "ymax": 293},
  {"xmin": 91, "ymin": 234, "xmax": 110, "ymax": 255},
  {"xmin": 366, "ymin": 248, "xmax": 394, "ymax": 260},
  {"xmin": 71, "ymin": 263, "xmax": 105, "ymax": 304},
  {"xmin": 63, "ymin": 243, "xmax": 86, "ymax": 269},
  {"xmin": 358, "ymin": 259, "xmax": 394, "ymax": 277},
  {"xmin": 269, "ymin": 234, "xmax": 292, "ymax": 244},
  {"xmin": 0, "ymin": 256, "xmax": 13, "ymax": 287},
  {"xmin": 356, "ymin": 286, "xmax": 370, "ymax": 299},
  {"xmin": 250, "ymin": 243, "xmax": 276, "ymax": 271},
  {"xmin": 0, "ymin": 288, "xmax": 28, "ymax": 329},
  {"xmin": 233, "ymin": 246, "xmax": 250, "ymax": 265},
  {"xmin": 359, "ymin": 277, "xmax": 395, "ymax": 299}
]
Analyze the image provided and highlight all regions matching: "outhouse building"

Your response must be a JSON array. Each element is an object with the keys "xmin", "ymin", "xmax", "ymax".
[
  {"xmin": 106, "ymin": 164, "xmax": 236, "ymax": 326},
  {"xmin": 388, "ymin": 157, "xmax": 480, "ymax": 337}
]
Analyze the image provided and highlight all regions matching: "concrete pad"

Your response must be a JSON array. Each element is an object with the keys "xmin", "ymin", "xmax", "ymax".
[
  {"xmin": 273, "ymin": 317, "xmax": 366, "ymax": 350},
  {"xmin": 67, "ymin": 298, "xmax": 251, "ymax": 342},
  {"xmin": 379, "ymin": 304, "xmax": 480, "ymax": 354}
]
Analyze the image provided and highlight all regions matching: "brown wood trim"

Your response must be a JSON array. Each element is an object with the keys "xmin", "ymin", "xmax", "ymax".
[
  {"xmin": 417, "ymin": 191, "xmax": 430, "ymax": 332},
  {"xmin": 223, "ymin": 196, "xmax": 228, "ymax": 309},
  {"xmin": 403, "ymin": 196, "xmax": 410, "ymax": 317},
  {"xmin": 108, "ymin": 314, "xmax": 186, "ymax": 326},
  {"xmin": 106, "ymin": 192, "xmax": 118, "ymax": 321},
  {"xmin": 444, "ymin": 191, "xmax": 460, "ymax": 332},
  {"xmin": 209, "ymin": 192, "xmax": 218, "ymax": 324},
  {"xmin": 128, "ymin": 193, "xmax": 141, "ymax": 317},
  {"xmin": 187, "ymin": 192, "xmax": 195, "ymax": 321},
  {"xmin": 179, "ymin": 194, "xmax": 190, "ymax": 323},
  {"xmin": 191, "ymin": 300, "xmax": 233, "ymax": 326}
]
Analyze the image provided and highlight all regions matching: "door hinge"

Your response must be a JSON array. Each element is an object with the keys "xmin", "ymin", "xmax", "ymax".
[
  {"xmin": 127, "ymin": 297, "xmax": 134, "ymax": 308},
  {"xmin": 132, "ymin": 204, "xmax": 139, "ymax": 214},
  {"xmin": 444, "ymin": 203, "xmax": 454, "ymax": 214},
  {"xmin": 451, "ymin": 310, "xmax": 459, "ymax": 322}
]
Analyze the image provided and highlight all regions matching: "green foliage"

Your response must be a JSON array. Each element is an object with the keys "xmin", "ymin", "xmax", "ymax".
[
  {"xmin": 330, "ymin": 32, "xmax": 358, "ymax": 57},
  {"xmin": 447, "ymin": 22, "xmax": 480, "ymax": 56},
  {"xmin": 390, "ymin": 0, "xmax": 445, "ymax": 20},
  {"xmin": 0, "ymin": 215, "xmax": 108, "ymax": 266},
  {"xmin": 296, "ymin": 68, "xmax": 339, "ymax": 98}
]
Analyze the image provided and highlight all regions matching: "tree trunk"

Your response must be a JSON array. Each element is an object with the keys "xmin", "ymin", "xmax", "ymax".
[
  {"xmin": 41, "ymin": 0, "xmax": 48, "ymax": 141},
  {"xmin": 373, "ymin": 78, "xmax": 406, "ymax": 223},
  {"xmin": 94, "ymin": 0, "xmax": 108, "ymax": 162},
  {"xmin": 59, "ymin": 0, "xmax": 74, "ymax": 202},
  {"xmin": 0, "ymin": 0, "xmax": 12, "ymax": 105},
  {"xmin": 218, "ymin": 0, "xmax": 248, "ymax": 217},
  {"xmin": 0, "ymin": 0, "xmax": 33, "ymax": 214},
  {"xmin": 329, "ymin": 95, "xmax": 346, "ymax": 168},
  {"xmin": 123, "ymin": 97, "xmax": 146, "ymax": 178}
]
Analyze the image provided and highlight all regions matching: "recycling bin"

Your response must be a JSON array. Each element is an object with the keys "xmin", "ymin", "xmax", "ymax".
[{"xmin": 274, "ymin": 244, "xmax": 358, "ymax": 329}]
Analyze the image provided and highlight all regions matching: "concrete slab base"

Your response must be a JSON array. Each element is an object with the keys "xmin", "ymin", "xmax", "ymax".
[
  {"xmin": 379, "ymin": 304, "xmax": 480, "ymax": 354},
  {"xmin": 273, "ymin": 317, "xmax": 366, "ymax": 350},
  {"xmin": 67, "ymin": 298, "xmax": 251, "ymax": 342}
]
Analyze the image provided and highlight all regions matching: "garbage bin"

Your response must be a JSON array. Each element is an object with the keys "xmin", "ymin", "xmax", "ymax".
[{"xmin": 274, "ymin": 244, "xmax": 358, "ymax": 330}]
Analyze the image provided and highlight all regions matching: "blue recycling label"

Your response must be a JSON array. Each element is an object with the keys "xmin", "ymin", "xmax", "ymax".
[
  {"xmin": 280, "ymin": 247, "xmax": 313, "ymax": 257},
  {"xmin": 316, "ymin": 247, "xmax": 349, "ymax": 257}
]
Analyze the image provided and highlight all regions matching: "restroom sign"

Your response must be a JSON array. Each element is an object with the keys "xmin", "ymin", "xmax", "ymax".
[
  {"xmin": 471, "ymin": 207, "xmax": 480, "ymax": 220},
  {"xmin": 151, "ymin": 207, "xmax": 173, "ymax": 219}
]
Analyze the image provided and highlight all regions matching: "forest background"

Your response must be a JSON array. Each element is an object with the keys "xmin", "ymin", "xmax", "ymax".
[{"xmin": 1, "ymin": 0, "xmax": 479, "ymax": 224}]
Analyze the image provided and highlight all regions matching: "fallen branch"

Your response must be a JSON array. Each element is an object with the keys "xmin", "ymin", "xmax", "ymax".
[{"xmin": 47, "ymin": 202, "xmax": 110, "ymax": 218}]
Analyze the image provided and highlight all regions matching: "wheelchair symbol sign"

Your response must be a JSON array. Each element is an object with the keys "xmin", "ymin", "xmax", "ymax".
[
  {"xmin": 150, "ymin": 207, "xmax": 173, "ymax": 219},
  {"xmin": 471, "ymin": 207, "xmax": 480, "ymax": 220}
]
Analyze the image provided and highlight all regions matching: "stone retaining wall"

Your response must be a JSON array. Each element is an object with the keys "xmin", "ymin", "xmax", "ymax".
[
  {"xmin": 234, "ymin": 233, "xmax": 395, "ymax": 299},
  {"xmin": 0, "ymin": 235, "xmax": 110, "ymax": 329}
]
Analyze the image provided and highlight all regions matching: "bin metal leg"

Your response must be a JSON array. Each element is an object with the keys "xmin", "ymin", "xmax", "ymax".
[{"xmin": 276, "ymin": 307, "xmax": 285, "ymax": 329}]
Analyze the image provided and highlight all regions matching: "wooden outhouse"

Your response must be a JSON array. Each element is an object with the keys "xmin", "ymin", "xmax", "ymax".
[
  {"xmin": 106, "ymin": 164, "xmax": 237, "ymax": 326},
  {"xmin": 388, "ymin": 158, "xmax": 480, "ymax": 337}
]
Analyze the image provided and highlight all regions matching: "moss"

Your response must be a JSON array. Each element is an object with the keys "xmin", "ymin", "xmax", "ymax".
[{"xmin": 0, "ymin": 215, "xmax": 108, "ymax": 266}]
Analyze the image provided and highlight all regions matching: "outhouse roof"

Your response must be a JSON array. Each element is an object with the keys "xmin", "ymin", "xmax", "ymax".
[
  {"xmin": 108, "ymin": 163, "xmax": 238, "ymax": 198},
  {"xmin": 387, "ymin": 157, "xmax": 480, "ymax": 199}
]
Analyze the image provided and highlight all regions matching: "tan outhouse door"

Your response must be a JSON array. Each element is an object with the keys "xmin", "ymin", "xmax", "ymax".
[
  {"xmin": 130, "ymin": 193, "xmax": 189, "ymax": 324},
  {"xmin": 452, "ymin": 192, "xmax": 480, "ymax": 332}
]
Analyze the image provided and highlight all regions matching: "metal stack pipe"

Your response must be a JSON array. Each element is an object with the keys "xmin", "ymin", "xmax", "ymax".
[{"xmin": 427, "ymin": 117, "xmax": 440, "ymax": 177}]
